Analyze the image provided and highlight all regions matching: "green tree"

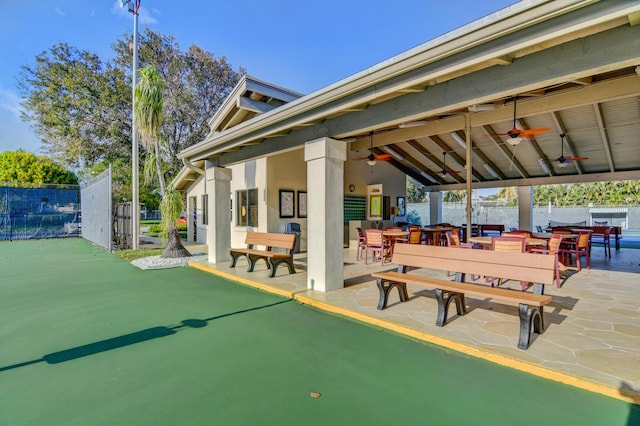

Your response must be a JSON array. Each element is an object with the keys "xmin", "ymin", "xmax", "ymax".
[
  {"xmin": 19, "ymin": 29, "xmax": 243, "ymax": 176},
  {"xmin": 0, "ymin": 150, "xmax": 78, "ymax": 185},
  {"xmin": 406, "ymin": 176, "xmax": 427, "ymax": 203}
]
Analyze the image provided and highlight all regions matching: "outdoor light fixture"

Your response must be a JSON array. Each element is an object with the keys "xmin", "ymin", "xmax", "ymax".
[
  {"xmin": 420, "ymin": 171, "xmax": 436, "ymax": 183},
  {"xmin": 399, "ymin": 121, "xmax": 427, "ymax": 128},
  {"xmin": 537, "ymin": 158, "xmax": 551, "ymax": 174},
  {"xmin": 120, "ymin": 0, "xmax": 141, "ymax": 249},
  {"xmin": 450, "ymin": 132, "xmax": 467, "ymax": 150},
  {"xmin": 383, "ymin": 146, "xmax": 404, "ymax": 161},
  {"xmin": 468, "ymin": 104, "xmax": 496, "ymax": 112},
  {"xmin": 483, "ymin": 163, "xmax": 499, "ymax": 178}
]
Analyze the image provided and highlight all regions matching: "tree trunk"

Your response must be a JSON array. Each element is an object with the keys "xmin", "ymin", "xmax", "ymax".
[
  {"xmin": 154, "ymin": 140, "xmax": 166, "ymax": 195},
  {"xmin": 161, "ymin": 226, "xmax": 191, "ymax": 258}
]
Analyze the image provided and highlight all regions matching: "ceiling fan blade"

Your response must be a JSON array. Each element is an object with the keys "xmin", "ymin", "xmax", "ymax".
[
  {"xmin": 373, "ymin": 154, "xmax": 392, "ymax": 161},
  {"xmin": 519, "ymin": 127, "xmax": 551, "ymax": 137},
  {"xmin": 565, "ymin": 156, "xmax": 589, "ymax": 161}
]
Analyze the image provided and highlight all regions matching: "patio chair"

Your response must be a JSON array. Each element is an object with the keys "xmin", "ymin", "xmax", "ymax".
[
  {"xmin": 558, "ymin": 231, "xmax": 591, "ymax": 271},
  {"xmin": 590, "ymin": 226, "xmax": 612, "ymax": 258},
  {"xmin": 407, "ymin": 229, "xmax": 423, "ymax": 244},
  {"xmin": 503, "ymin": 229, "xmax": 533, "ymax": 237},
  {"xmin": 364, "ymin": 229, "xmax": 391, "ymax": 266},
  {"xmin": 356, "ymin": 227, "xmax": 366, "ymax": 261},
  {"xmin": 446, "ymin": 230, "xmax": 478, "ymax": 280},
  {"xmin": 490, "ymin": 235, "xmax": 527, "ymax": 289},
  {"xmin": 529, "ymin": 235, "xmax": 564, "ymax": 287}
]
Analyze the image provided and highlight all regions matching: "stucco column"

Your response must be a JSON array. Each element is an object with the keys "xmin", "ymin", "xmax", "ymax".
[
  {"xmin": 205, "ymin": 163, "xmax": 232, "ymax": 263},
  {"xmin": 304, "ymin": 137, "xmax": 347, "ymax": 292},
  {"xmin": 429, "ymin": 191, "xmax": 442, "ymax": 225},
  {"xmin": 518, "ymin": 185, "xmax": 533, "ymax": 231}
]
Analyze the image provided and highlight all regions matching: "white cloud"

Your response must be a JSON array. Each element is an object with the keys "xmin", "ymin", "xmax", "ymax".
[
  {"xmin": 0, "ymin": 87, "xmax": 22, "ymax": 119},
  {"xmin": 54, "ymin": 6, "xmax": 66, "ymax": 16}
]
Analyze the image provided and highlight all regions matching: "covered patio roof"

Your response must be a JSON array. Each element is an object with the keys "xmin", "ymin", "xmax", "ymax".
[{"xmin": 176, "ymin": 0, "xmax": 640, "ymax": 192}]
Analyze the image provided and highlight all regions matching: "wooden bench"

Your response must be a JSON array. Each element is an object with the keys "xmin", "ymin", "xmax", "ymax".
[
  {"xmin": 229, "ymin": 232, "xmax": 296, "ymax": 278},
  {"xmin": 371, "ymin": 244, "xmax": 556, "ymax": 349}
]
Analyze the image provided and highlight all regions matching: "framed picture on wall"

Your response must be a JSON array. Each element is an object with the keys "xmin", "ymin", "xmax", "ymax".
[
  {"xmin": 397, "ymin": 196, "xmax": 406, "ymax": 216},
  {"xmin": 297, "ymin": 191, "xmax": 307, "ymax": 218},
  {"xmin": 279, "ymin": 189, "xmax": 295, "ymax": 218},
  {"xmin": 370, "ymin": 195, "xmax": 382, "ymax": 218}
]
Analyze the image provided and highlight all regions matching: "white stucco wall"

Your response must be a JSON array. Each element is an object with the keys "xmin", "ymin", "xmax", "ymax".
[{"xmin": 267, "ymin": 148, "xmax": 307, "ymax": 251}]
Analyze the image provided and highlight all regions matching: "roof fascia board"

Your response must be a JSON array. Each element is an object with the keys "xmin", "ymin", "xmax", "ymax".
[
  {"xmin": 195, "ymin": 25, "xmax": 640, "ymax": 164},
  {"xmin": 206, "ymin": 75, "xmax": 302, "ymax": 130},
  {"xmin": 181, "ymin": 0, "xmax": 636, "ymax": 159}
]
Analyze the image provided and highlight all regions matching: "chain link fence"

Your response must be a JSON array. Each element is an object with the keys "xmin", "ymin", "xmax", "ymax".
[{"xmin": 0, "ymin": 183, "xmax": 80, "ymax": 240}]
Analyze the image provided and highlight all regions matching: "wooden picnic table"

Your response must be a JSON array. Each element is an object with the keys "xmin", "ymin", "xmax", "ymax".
[{"xmin": 421, "ymin": 227, "xmax": 452, "ymax": 246}]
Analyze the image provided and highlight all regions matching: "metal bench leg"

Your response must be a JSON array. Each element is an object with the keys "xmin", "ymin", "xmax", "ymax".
[
  {"xmin": 229, "ymin": 251, "xmax": 244, "ymax": 268},
  {"xmin": 376, "ymin": 278, "xmax": 408, "ymax": 310},
  {"xmin": 435, "ymin": 289, "xmax": 466, "ymax": 326},
  {"xmin": 518, "ymin": 304, "xmax": 544, "ymax": 350},
  {"xmin": 267, "ymin": 258, "xmax": 296, "ymax": 278},
  {"xmin": 246, "ymin": 254, "xmax": 268, "ymax": 272}
]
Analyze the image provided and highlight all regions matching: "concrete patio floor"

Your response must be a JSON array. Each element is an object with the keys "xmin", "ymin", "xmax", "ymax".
[{"xmin": 188, "ymin": 243, "xmax": 640, "ymax": 404}]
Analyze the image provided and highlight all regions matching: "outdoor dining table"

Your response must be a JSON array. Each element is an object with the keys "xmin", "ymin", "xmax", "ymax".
[
  {"xmin": 381, "ymin": 230, "xmax": 410, "ymax": 259},
  {"xmin": 468, "ymin": 236, "xmax": 547, "ymax": 249},
  {"xmin": 533, "ymin": 232, "xmax": 578, "ymax": 240},
  {"xmin": 421, "ymin": 227, "xmax": 452, "ymax": 246}
]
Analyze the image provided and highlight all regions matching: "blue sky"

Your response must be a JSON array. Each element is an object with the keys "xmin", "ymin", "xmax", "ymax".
[{"xmin": 0, "ymin": 0, "xmax": 515, "ymax": 155}]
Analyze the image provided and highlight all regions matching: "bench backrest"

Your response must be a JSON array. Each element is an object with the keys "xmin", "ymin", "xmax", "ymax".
[
  {"xmin": 245, "ymin": 232, "xmax": 296, "ymax": 251},
  {"xmin": 391, "ymin": 243, "xmax": 555, "ymax": 285}
]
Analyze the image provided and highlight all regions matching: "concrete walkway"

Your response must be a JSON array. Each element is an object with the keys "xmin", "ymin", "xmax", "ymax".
[{"xmin": 189, "ymin": 244, "xmax": 640, "ymax": 404}]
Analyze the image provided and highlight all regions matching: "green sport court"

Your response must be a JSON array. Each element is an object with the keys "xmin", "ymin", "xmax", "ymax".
[{"xmin": 1, "ymin": 238, "xmax": 637, "ymax": 425}]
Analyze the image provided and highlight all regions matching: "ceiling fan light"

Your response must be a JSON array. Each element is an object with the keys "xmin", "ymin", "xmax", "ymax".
[
  {"xmin": 558, "ymin": 161, "xmax": 569, "ymax": 168},
  {"xmin": 506, "ymin": 137, "xmax": 523, "ymax": 146},
  {"xmin": 367, "ymin": 160, "xmax": 377, "ymax": 166}
]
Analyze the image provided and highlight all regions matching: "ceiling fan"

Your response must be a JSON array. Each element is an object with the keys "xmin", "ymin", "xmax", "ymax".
[
  {"xmin": 440, "ymin": 151, "xmax": 461, "ymax": 175},
  {"xmin": 556, "ymin": 133, "xmax": 588, "ymax": 167},
  {"xmin": 494, "ymin": 96, "xmax": 551, "ymax": 146},
  {"xmin": 356, "ymin": 131, "xmax": 391, "ymax": 166}
]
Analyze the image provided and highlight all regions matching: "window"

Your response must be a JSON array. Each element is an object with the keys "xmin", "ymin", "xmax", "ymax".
[
  {"xmin": 201, "ymin": 194, "xmax": 208, "ymax": 225},
  {"xmin": 236, "ymin": 189, "xmax": 258, "ymax": 227}
]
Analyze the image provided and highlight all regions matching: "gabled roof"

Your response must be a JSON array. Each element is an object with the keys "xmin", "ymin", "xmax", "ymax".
[
  {"xmin": 207, "ymin": 75, "xmax": 302, "ymax": 134},
  {"xmin": 176, "ymin": 0, "xmax": 640, "ymax": 192},
  {"xmin": 173, "ymin": 76, "xmax": 301, "ymax": 190}
]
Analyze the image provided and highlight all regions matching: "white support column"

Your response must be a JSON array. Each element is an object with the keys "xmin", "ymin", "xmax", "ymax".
[
  {"xmin": 205, "ymin": 163, "xmax": 232, "ymax": 263},
  {"xmin": 304, "ymin": 137, "xmax": 347, "ymax": 292},
  {"xmin": 518, "ymin": 186, "xmax": 534, "ymax": 231},
  {"xmin": 429, "ymin": 191, "xmax": 442, "ymax": 225}
]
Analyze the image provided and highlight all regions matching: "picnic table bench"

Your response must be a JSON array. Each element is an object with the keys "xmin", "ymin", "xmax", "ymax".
[
  {"xmin": 229, "ymin": 232, "xmax": 296, "ymax": 278},
  {"xmin": 371, "ymin": 244, "xmax": 556, "ymax": 349}
]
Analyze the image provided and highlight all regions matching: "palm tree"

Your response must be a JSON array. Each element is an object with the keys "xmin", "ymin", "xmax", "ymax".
[{"xmin": 135, "ymin": 65, "xmax": 190, "ymax": 258}]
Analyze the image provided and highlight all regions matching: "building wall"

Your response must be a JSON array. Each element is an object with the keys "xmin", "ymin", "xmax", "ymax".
[
  {"xmin": 185, "ymin": 143, "xmax": 409, "ymax": 252},
  {"xmin": 266, "ymin": 149, "xmax": 307, "ymax": 250}
]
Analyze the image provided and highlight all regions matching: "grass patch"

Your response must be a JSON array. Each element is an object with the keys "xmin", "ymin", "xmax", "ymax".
[{"xmin": 114, "ymin": 247, "xmax": 164, "ymax": 261}]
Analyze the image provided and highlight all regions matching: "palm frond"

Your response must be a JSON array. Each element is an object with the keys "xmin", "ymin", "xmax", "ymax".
[{"xmin": 134, "ymin": 66, "xmax": 165, "ymax": 150}]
